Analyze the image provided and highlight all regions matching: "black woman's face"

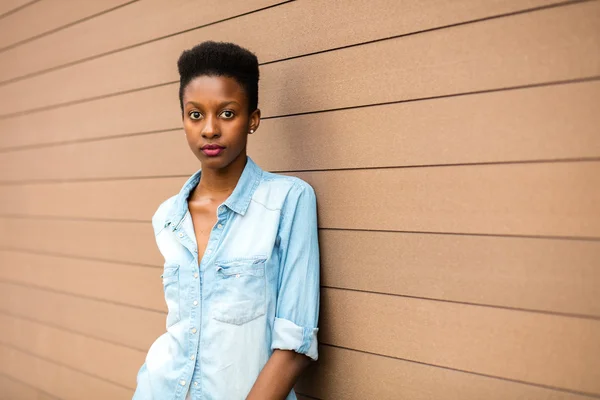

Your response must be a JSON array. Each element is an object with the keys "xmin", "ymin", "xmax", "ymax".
[{"xmin": 181, "ymin": 75, "xmax": 259, "ymax": 170}]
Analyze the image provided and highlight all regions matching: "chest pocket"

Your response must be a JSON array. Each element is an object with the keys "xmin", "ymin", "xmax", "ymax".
[
  {"xmin": 161, "ymin": 263, "xmax": 181, "ymax": 328},
  {"xmin": 212, "ymin": 257, "xmax": 267, "ymax": 325}
]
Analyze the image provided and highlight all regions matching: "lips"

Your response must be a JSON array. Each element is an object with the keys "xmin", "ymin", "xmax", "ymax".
[
  {"xmin": 201, "ymin": 144, "xmax": 225, "ymax": 157},
  {"xmin": 201, "ymin": 144, "xmax": 225, "ymax": 150}
]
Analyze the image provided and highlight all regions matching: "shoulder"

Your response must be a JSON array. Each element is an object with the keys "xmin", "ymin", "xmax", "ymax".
[
  {"xmin": 260, "ymin": 171, "xmax": 315, "ymax": 196},
  {"xmin": 151, "ymin": 194, "xmax": 178, "ymax": 236},
  {"xmin": 255, "ymin": 171, "xmax": 316, "ymax": 208}
]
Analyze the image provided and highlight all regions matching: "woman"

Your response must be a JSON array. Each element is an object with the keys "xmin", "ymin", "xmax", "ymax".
[{"xmin": 133, "ymin": 41, "xmax": 320, "ymax": 400}]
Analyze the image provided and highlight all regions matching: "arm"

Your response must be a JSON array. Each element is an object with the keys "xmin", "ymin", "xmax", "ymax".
[
  {"xmin": 247, "ymin": 181, "xmax": 320, "ymax": 399},
  {"xmin": 245, "ymin": 350, "xmax": 311, "ymax": 400}
]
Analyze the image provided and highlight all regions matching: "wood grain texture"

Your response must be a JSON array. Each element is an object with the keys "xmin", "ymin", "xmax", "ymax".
[
  {"xmin": 259, "ymin": 0, "xmax": 600, "ymax": 118},
  {"xmin": 1, "ymin": 1, "xmax": 595, "ymax": 116},
  {"xmin": 0, "ymin": 345, "xmax": 133, "ymax": 400},
  {"xmin": 0, "ymin": 374, "xmax": 59, "ymax": 399},
  {"xmin": 0, "ymin": 374, "xmax": 45, "ymax": 400},
  {"xmin": 0, "ymin": 0, "xmax": 571, "ymax": 83},
  {"xmin": 0, "ymin": 282, "xmax": 164, "ymax": 351},
  {"xmin": 1, "ymin": 81, "xmax": 600, "ymax": 178},
  {"xmin": 318, "ymin": 230, "xmax": 600, "ymax": 318},
  {"xmin": 1, "ymin": 0, "xmax": 598, "ymax": 397},
  {"xmin": 0, "ymin": 314, "xmax": 144, "ymax": 389},
  {"xmin": 0, "ymin": 83, "xmax": 180, "ymax": 150},
  {"xmin": 0, "ymin": 0, "xmax": 33, "ymax": 17},
  {"xmin": 297, "ymin": 346, "xmax": 597, "ymax": 400},
  {"xmin": 0, "ymin": 220, "xmax": 598, "ymax": 318},
  {"xmin": 0, "ymin": 250, "xmax": 165, "ymax": 311},
  {"xmin": 1, "ymin": 282, "xmax": 597, "ymax": 394},
  {"xmin": 0, "ymin": 217, "xmax": 161, "ymax": 265},
  {"xmin": 0, "ymin": 0, "xmax": 284, "ymax": 82},
  {"xmin": 319, "ymin": 289, "xmax": 600, "ymax": 394},
  {"xmin": 293, "ymin": 162, "xmax": 600, "ymax": 238},
  {"xmin": 0, "ymin": 0, "xmax": 131, "ymax": 50},
  {"xmin": 1, "ymin": 162, "xmax": 597, "ymax": 237}
]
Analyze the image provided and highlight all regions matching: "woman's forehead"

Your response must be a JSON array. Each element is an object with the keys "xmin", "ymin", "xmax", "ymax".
[{"xmin": 183, "ymin": 75, "xmax": 246, "ymax": 103}]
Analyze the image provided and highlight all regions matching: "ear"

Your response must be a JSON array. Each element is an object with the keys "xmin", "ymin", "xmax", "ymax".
[{"xmin": 249, "ymin": 108, "xmax": 261, "ymax": 134}]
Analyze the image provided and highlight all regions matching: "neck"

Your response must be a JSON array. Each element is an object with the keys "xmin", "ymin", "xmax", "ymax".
[{"xmin": 194, "ymin": 154, "xmax": 247, "ymax": 199}]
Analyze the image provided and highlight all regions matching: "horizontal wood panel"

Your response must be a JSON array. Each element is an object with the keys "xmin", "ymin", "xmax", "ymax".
[
  {"xmin": 0, "ymin": 314, "xmax": 144, "ymax": 389},
  {"xmin": 0, "ymin": 0, "xmax": 131, "ymax": 50},
  {"xmin": 260, "ymin": 0, "xmax": 600, "ymax": 118},
  {"xmin": 0, "ymin": 374, "xmax": 58, "ymax": 399},
  {"xmin": 1, "ymin": 1, "xmax": 595, "ymax": 117},
  {"xmin": 297, "ymin": 346, "xmax": 596, "ymax": 400},
  {"xmin": 296, "ymin": 162, "xmax": 600, "ymax": 238},
  {"xmin": 0, "ymin": 250, "xmax": 165, "ymax": 311},
  {"xmin": 0, "ymin": 282, "xmax": 165, "ymax": 350},
  {"xmin": 1, "ymin": 162, "xmax": 598, "ymax": 237},
  {"xmin": 320, "ymin": 230, "xmax": 600, "ymax": 317},
  {"xmin": 0, "ymin": 83, "xmax": 180, "ymax": 149},
  {"xmin": 0, "ymin": 374, "xmax": 44, "ymax": 400},
  {"xmin": 0, "ymin": 0, "xmax": 32, "ymax": 17},
  {"xmin": 0, "ymin": 345, "xmax": 132, "ymax": 400},
  {"xmin": 0, "ymin": 0, "xmax": 569, "ymax": 83},
  {"xmin": 0, "ymin": 217, "xmax": 161, "ymax": 266},
  {"xmin": 0, "ymin": 3, "xmax": 592, "ymax": 150},
  {"xmin": 3, "ymin": 283, "xmax": 597, "ymax": 395},
  {"xmin": 0, "ymin": 0, "xmax": 283, "ymax": 82},
  {"xmin": 319, "ymin": 289, "xmax": 600, "ymax": 394},
  {"xmin": 3, "ymin": 81, "xmax": 600, "ymax": 178},
  {"xmin": 0, "ymin": 219, "xmax": 597, "ymax": 317},
  {"xmin": 0, "ymin": 176, "xmax": 181, "ymax": 221}
]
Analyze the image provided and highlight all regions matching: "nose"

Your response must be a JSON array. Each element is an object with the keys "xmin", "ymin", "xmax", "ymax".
[{"xmin": 201, "ymin": 114, "xmax": 220, "ymax": 138}]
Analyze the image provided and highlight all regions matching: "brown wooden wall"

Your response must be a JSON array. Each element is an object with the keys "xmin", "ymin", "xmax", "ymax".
[{"xmin": 0, "ymin": 1, "xmax": 599, "ymax": 399}]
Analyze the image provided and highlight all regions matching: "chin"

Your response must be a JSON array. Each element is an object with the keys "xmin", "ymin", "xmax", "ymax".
[{"xmin": 200, "ymin": 156, "xmax": 233, "ymax": 170}]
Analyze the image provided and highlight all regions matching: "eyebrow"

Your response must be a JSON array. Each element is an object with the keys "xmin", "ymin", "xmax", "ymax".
[{"xmin": 184, "ymin": 100, "xmax": 241, "ymax": 108}]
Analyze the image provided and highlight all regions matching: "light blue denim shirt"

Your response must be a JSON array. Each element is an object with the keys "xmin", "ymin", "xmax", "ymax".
[{"xmin": 133, "ymin": 155, "xmax": 320, "ymax": 400}]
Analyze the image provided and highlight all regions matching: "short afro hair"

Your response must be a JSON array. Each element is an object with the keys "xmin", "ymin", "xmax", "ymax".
[{"xmin": 177, "ymin": 41, "xmax": 259, "ymax": 113}]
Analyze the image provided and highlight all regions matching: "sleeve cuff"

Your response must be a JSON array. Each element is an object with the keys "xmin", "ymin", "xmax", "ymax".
[{"xmin": 271, "ymin": 317, "xmax": 319, "ymax": 361}]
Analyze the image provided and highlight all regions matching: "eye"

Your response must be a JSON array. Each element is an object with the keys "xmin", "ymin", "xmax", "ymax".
[
  {"xmin": 188, "ymin": 111, "xmax": 202, "ymax": 120},
  {"xmin": 220, "ymin": 110, "xmax": 235, "ymax": 119}
]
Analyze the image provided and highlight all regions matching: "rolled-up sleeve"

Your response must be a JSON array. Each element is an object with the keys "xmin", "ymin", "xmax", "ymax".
[{"xmin": 271, "ymin": 181, "xmax": 320, "ymax": 361}]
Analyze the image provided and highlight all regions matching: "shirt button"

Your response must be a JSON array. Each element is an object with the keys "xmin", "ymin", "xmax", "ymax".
[
  {"xmin": 190, "ymin": 354, "xmax": 195, "ymax": 361},
  {"xmin": 194, "ymin": 382, "xmax": 199, "ymax": 387},
  {"xmin": 217, "ymin": 224, "xmax": 223, "ymax": 229},
  {"xmin": 191, "ymin": 328, "xmax": 197, "ymax": 334},
  {"xmin": 193, "ymin": 273, "xmax": 199, "ymax": 279},
  {"xmin": 180, "ymin": 380, "xmax": 186, "ymax": 386},
  {"xmin": 206, "ymin": 249, "xmax": 212, "ymax": 254},
  {"xmin": 235, "ymin": 274, "xmax": 240, "ymax": 278},
  {"xmin": 193, "ymin": 300, "xmax": 198, "ymax": 306},
  {"xmin": 178, "ymin": 232, "xmax": 184, "ymax": 238}
]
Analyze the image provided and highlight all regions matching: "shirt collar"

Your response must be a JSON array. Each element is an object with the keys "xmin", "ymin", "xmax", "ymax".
[{"xmin": 164, "ymin": 155, "xmax": 263, "ymax": 230}]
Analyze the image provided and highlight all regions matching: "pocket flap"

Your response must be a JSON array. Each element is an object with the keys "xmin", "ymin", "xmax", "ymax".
[
  {"xmin": 216, "ymin": 263, "xmax": 265, "ymax": 277},
  {"xmin": 161, "ymin": 263, "xmax": 180, "ymax": 282}
]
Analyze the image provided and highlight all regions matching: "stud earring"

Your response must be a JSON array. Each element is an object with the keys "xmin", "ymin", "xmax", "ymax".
[{"xmin": 249, "ymin": 129, "xmax": 255, "ymax": 134}]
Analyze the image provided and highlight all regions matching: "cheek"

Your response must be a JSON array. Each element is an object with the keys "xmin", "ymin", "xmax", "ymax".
[
  {"xmin": 182, "ymin": 118, "xmax": 193, "ymax": 131},
  {"xmin": 183, "ymin": 119, "xmax": 202, "ymax": 137},
  {"xmin": 229, "ymin": 118, "xmax": 249, "ymax": 132}
]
